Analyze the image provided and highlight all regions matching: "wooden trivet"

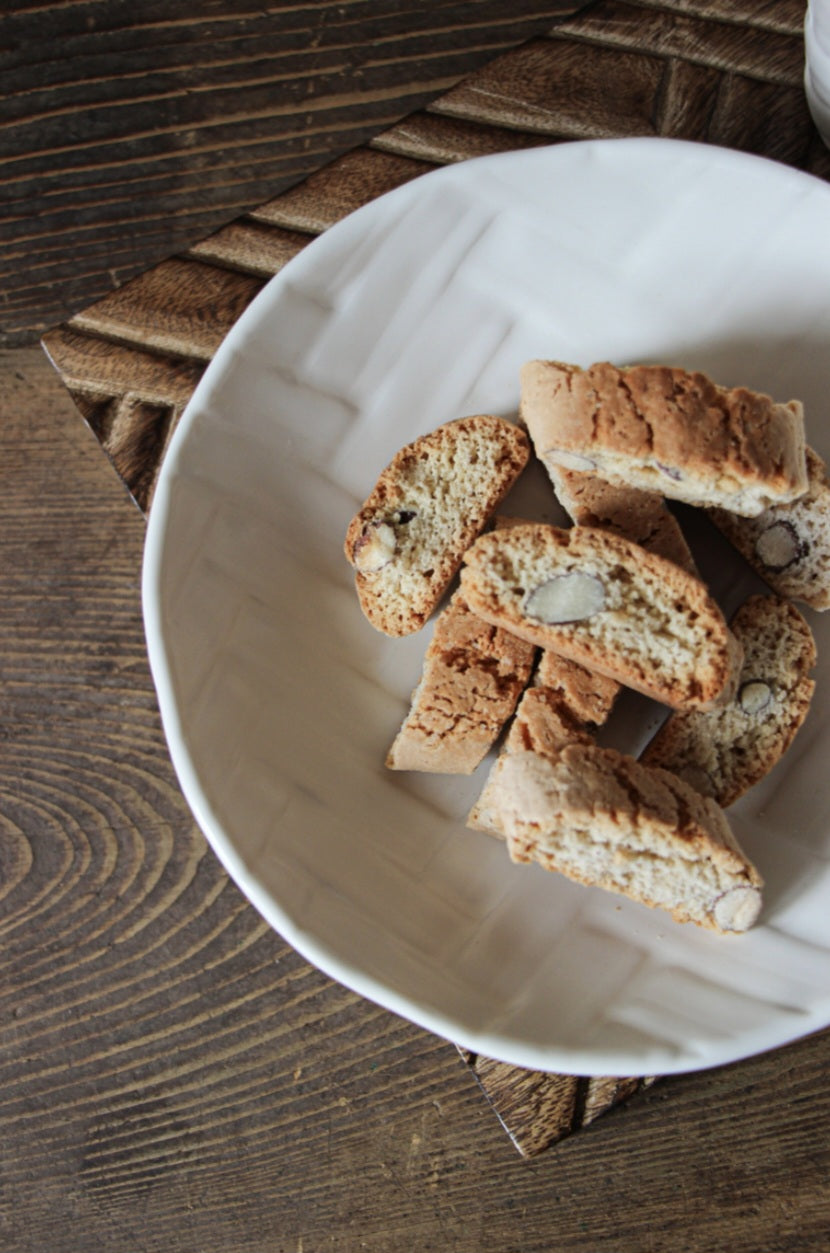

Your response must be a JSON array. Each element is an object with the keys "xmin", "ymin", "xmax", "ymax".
[{"xmin": 43, "ymin": 1, "xmax": 828, "ymax": 1156}]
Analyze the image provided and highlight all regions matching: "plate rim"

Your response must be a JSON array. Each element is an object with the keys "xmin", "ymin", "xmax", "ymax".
[{"xmin": 142, "ymin": 135, "xmax": 830, "ymax": 1076}]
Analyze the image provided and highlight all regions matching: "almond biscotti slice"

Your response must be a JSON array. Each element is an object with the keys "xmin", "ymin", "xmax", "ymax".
[
  {"xmin": 467, "ymin": 651, "xmax": 619, "ymax": 833},
  {"xmin": 520, "ymin": 360, "xmax": 808, "ymax": 517},
  {"xmin": 542, "ymin": 467, "xmax": 755, "ymax": 709},
  {"xmin": 458, "ymin": 523, "xmax": 740, "ymax": 710},
  {"xmin": 533, "ymin": 462, "xmax": 696, "ymax": 737},
  {"xmin": 483, "ymin": 747, "xmax": 763, "ymax": 934},
  {"xmin": 533, "ymin": 649, "xmax": 621, "ymax": 727},
  {"xmin": 707, "ymin": 446, "xmax": 830, "ymax": 611},
  {"xmin": 385, "ymin": 590, "xmax": 537, "ymax": 774},
  {"xmin": 544, "ymin": 461, "xmax": 698, "ymax": 575},
  {"xmin": 494, "ymin": 517, "xmax": 624, "ymax": 719},
  {"xmin": 640, "ymin": 595, "xmax": 816, "ymax": 807},
  {"xmin": 344, "ymin": 415, "xmax": 529, "ymax": 636},
  {"xmin": 467, "ymin": 685, "xmax": 596, "ymax": 833}
]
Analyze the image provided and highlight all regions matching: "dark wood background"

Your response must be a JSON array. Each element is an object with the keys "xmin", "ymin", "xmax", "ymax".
[
  {"xmin": 1, "ymin": 0, "xmax": 583, "ymax": 343},
  {"xmin": 3, "ymin": 2, "xmax": 830, "ymax": 1248}
]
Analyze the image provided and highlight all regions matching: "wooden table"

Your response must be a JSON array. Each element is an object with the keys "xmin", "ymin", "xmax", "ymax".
[{"xmin": 3, "ymin": 4, "xmax": 830, "ymax": 1249}]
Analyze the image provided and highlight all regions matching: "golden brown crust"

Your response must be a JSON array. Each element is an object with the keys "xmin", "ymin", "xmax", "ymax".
[
  {"xmin": 483, "ymin": 748, "xmax": 763, "ymax": 933},
  {"xmin": 344, "ymin": 415, "xmax": 529, "ymax": 636},
  {"xmin": 533, "ymin": 650, "xmax": 620, "ymax": 726},
  {"xmin": 520, "ymin": 360, "xmax": 807, "ymax": 516},
  {"xmin": 502, "ymin": 687, "xmax": 595, "ymax": 757},
  {"xmin": 385, "ymin": 592, "xmax": 536, "ymax": 774},
  {"xmin": 545, "ymin": 462, "xmax": 698, "ymax": 574},
  {"xmin": 466, "ymin": 651, "xmax": 614, "ymax": 834}
]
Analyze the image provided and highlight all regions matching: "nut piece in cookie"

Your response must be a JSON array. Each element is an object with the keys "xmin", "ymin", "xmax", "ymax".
[
  {"xmin": 641, "ymin": 594, "xmax": 816, "ymax": 807},
  {"xmin": 524, "ymin": 571, "xmax": 607, "ymax": 624},
  {"xmin": 458, "ymin": 522, "xmax": 740, "ymax": 710},
  {"xmin": 352, "ymin": 519, "xmax": 399, "ymax": 572},
  {"xmin": 481, "ymin": 747, "xmax": 763, "ymax": 934},
  {"xmin": 344, "ymin": 415, "xmax": 529, "ymax": 636},
  {"xmin": 707, "ymin": 446, "xmax": 830, "ymax": 611}
]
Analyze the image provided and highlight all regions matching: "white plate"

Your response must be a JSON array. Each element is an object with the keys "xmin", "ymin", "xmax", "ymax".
[{"xmin": 143, "ymin": 138, "xmax": 830, "ymax": 1077}]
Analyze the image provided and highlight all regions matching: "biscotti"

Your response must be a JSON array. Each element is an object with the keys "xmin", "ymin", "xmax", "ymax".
[
  {"xmin": 481, "ymin": 747, "xmax": 764, "ymax": 933},
  {"xmin": 458, "ymin": 522, "xmax": 740, "ymax": 710},
  {"xmin": 385, "ymin": 591, "xmax": 537, "ymax": 774},
  {"xmin": 344, "ymin": 415, "xmax": 529, "ymax": 635},
  {"xmin": 497, "ymin": 520, "xmax": 623, "ymax": 722},
  {"xmin": 533, "ymin": 649, "xmax": 620, "ymax": 727},
  {"xmin": 707, "ymin": 446, "xmax": 830, "ymax": 611},
  {"xmin": 467, "ymin": 649, "xmax": 619, "ymax": 833},
  {"xmin": 467, "ymin": 685, "xmax": 595, "ymax": 834},
  {"xmin": 520, "ymin": 360, "xmax": 808, "ymax": 517},
  {"xmin": 544, "ymin": 461, "xmax": 698, "ymax": 575},
  {"xmin": 641, "ymin": 595, "xmax": 816, "ymax": 807}
]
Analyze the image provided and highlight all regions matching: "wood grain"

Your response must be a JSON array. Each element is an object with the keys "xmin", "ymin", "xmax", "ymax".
[
  {"xmin": 249, "ymin": 147, "xmax": 434, "ymax": 233},
  {"xmin": 0, "ymin": 0, "xmax": 587, "ymax": 341},
  {"xmin": 459, "ymin": 1051, "xmax": 655, "ymax": 1156},
  {"xmin": 69, "ymin": 258, "xmax": 265, "ymax": 361},
  {"xmin": 4, "ymin": 344, "xmax": 830, "ymax": 1251},
  {"xmin": 554, "ymin": 0, "xmax": 806, "ymax": 81},
  {"xmin": 43, "ymin": 4, "xmax": 830, "ymax": 520},
  {"xmin": 185, "ymin": 221, "xmax": 310, "ymax": 278},
  {"xmin": 38, "ymin": 0, "xmax": 830, "ymax": 1158}
]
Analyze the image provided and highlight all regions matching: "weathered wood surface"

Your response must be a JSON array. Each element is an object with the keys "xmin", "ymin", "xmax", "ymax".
[
  {"xmin": 3, "ymin": 344, "xmax": 830, "ymax": 1251},
  {"xmin": 0, "ymin": 0, "xmax": 587, "ymax": 342},
  {"xmin": 37, "ymin": 0, "xmax": 830, "ymax": 1158}
]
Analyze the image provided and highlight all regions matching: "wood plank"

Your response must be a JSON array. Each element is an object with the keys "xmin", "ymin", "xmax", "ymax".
[
  {"xmin": 70, "ymin": 258, "xmax": 264, "ymax": 361},
  {"xmin": 1, "ymin": 0, "xmax": 589, "ymax": 342},
  {"xmin": 249, "ymin": 147, "xmax": 435, "ymax": 233},
  {"xmin": 708, "ymin": 73, "xmax": 816, "ymax": 165},
  {"xmin": 41, "ymin": 326, "xmax": 204, "ymax": 408},
  {"xmin": 635, "ymin": 0, "xmax": 807, "ymax": 34},
  {"xmin": 554, "ymin": 0, "xmax": 806, "ymax": 84},
  {"xmin": 459, "ymin": 1051, "xmax": 656, "ymax": 1157},
  {"xmin": 372, "ymin": 110, "xmax": 555, "ymax": 164},
  {"xmin": 655, "ymin": 57, "xmax": 724, "ymax": 139},
  {"xmin": 70, "ymin": 392, "xmax": 177, "ymax": 514},
  {"xmin": 433, "ymin": 36, "xmax": 665, "ymax": 138},
  {"xmin": 185, "ymin": 221, "xmax": 310, "ymax": 277}
]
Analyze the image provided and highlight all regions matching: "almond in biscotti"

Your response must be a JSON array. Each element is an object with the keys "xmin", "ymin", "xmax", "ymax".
[
  {"xmin": 458, "ymin": 522, "xmax": 740, "ymax": 710},
  {"xmin": 640, "ymin": 594, "xmax": 816, "ymax": 807},
  {"xmin": 707, "ymin": 446, "xmax": 830, "ymax": 611},
  {"xmin": 520, "ymin": 360, "xmax": 808, "ymax": 517},
  {"xmin": 344, "ymin": 415, "xmax": 529, "ymax": 636},
  {"xmin": 481, "ymin": 746, "xmax": 763, "ymax": 934}
]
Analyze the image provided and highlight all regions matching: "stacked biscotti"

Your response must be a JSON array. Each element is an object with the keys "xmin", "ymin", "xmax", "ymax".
[
  {"xmin": 344, "ymin": 361, "xmax": 823, "ymax": 934},
  {"xmin": 520, "ymin": 360, "xmax": 808, "ymax": 516}
]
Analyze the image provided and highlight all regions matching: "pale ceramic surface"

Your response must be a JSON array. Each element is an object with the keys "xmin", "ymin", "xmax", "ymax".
[
  {"xmin": 143, "ymin": 139, "xmax": 830, "ymax": 1076},
  {"xmin": 806, "ymin": 1, "xmax": 830, "ymax": 147}
]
